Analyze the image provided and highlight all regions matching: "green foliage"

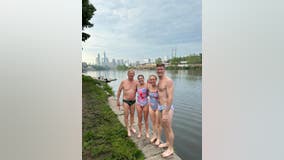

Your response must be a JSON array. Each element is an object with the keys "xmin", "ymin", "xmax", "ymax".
[
  {"xmin": 169, "ymin": 54, "xmax": 202, "ymax": 65},
  {"xmin": 186, "ymin": 54, "xmax": 202, "ymax": 64},
  {"xmin": 82, "ymin": 0, "xmax": 96, "ymax": 42},
  {"xmin": 82, "ymin": 32, "xmax": 90, "ymax": 42},
  {"xmin": 166, "ymin": 65, "xmax": 202, "ymax": 70},
  {"xmin": 166, "ymin": 54, "xmax": 202, "ymax": 71},
  {"xmin": 82, "ymin": 75, "xmax": 144, "ymax": 160},
  {"xmin": 155, "ymin": 57, "xmax": 162, "ymax": 64},
  {"xmin": 84, "ymin": 65, "xmax": 110, "ymax": 71},
  {"xmin": 92, "ymin": 65, "xmax": 110, "ymax": 70},
  {"xmin": 169, "ymin": 57, "xmax": 179, "ymax": 65},
  {"xmin": 102, "ymin": 83, "xmax": 114, "ymax": 96},
  {"xmin": 166, "ymin": 65, "xmax": 179, "ymax": 70},
  {"xmin": 116, "ymin": 64, "xmax": 129, "ymax": 70}
]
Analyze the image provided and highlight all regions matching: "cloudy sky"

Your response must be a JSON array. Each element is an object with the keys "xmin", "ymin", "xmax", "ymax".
[{"xmin": 82, "ymin": 0, "xmax": 201, "ymax": 63}]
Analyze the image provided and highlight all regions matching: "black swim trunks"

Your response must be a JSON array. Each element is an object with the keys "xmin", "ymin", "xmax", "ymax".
[{"xmin": 123, "ymin": 99, "xmax": 136, "ymax": 106}]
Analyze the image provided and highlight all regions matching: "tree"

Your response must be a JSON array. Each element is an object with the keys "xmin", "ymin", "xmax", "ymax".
[
  {"xmin": 170, "ymin": 57, "xmax": 179, "ymax": 65},
  {"xmin": 116, "ymin": 65, "xmax": 129, "ymax": 70},
  {"xmin": 187, "ymin": 55, "xmax": 202, "ymax": 64},
  {"xmin": 82, "ymin": 0, "xmax": 96, "ymax": 42},
  {"xmin": 155, "ymin": 57, "xmax": 162, "ymax": 64}
]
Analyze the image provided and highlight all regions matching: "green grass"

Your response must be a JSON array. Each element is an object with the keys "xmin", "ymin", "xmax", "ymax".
[{"xmin": 82, "ymin": 75, "xmax": 144, "ymax": 160}]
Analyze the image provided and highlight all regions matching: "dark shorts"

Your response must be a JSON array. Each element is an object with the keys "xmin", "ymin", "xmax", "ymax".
[{"xmin": 123, "ymin": 99, "xmax": 136, "ymax": 106}]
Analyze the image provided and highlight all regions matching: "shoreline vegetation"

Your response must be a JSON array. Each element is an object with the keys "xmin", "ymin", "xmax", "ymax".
[
  {"xmin": 82, "ymin": 75, "xmax": 144, "ymax": 160},
  {"xmin": 82, "ymin": 54, "xmax": 202, "ymax": 72}
]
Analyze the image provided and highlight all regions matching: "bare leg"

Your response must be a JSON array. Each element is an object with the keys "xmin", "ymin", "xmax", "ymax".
[
  {"xmin": 168, "ymin": 109, "xmax": 174, "ymax": 149},
  {"xmin": 149, "ymin": 107, "xmax": 157, "ymax": 142},
  {"xmin": 123, "ymin": 102, "xmax": 131, "ymax": 136},
  {"xmin": 155, "ymin": 111, "xmax": 162, "ymax": 145},
  {"xmin": 136, "ymin": 104, "xmax": 143, "ymax": 138},
  {"xmin": 130, "ymin": 103, "xmax": 136, "ymax": 133},
  {"xmin": 159, "ymin": 110, "xmax": 170, "ymax": 148},
  {"xmin": 143, "ymin": 105, "xmax": 149, "ymax": 138},
  {"xmin": 162, "ymin": 109, "xmax": 175, "ymax": 157}
]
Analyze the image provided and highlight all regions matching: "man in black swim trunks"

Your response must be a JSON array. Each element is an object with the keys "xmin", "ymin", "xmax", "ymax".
[{"xmin": 117, "ymin": 69, "xmax": 138, "ymax": 136}]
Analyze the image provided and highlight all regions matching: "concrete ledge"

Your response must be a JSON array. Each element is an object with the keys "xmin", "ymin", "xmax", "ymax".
[{"xmin": 108, "ymin": 97, "xmax": 182, "ymax": 160}]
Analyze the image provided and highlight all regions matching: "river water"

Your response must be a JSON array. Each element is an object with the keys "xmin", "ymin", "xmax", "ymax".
[{"xmin": 85, "ymin": 70, "xmax": 202, "ymax": 160}]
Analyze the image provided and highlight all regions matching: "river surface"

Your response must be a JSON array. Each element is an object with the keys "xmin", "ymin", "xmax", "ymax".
[{"xmin": 85, "ymin": 70, "xmax": 202, "ymax": 160}]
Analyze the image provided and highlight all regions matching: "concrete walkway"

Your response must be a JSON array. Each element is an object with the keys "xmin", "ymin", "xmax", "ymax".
[{"xmin": 108, "ymin": 97, "xmax": 182, "ymax": 160}]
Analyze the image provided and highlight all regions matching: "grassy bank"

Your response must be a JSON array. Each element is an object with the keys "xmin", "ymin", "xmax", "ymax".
[{"xmin": 82, "ymin": 75, "xmax": 144, "ymax": 160}]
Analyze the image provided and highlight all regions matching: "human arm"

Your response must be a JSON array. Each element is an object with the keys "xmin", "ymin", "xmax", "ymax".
[
  {"xmin": 165, "ymin": 79, "xmax": 174, "ymax": 111},
  {"xmin": 162, "ymin": 79, "xmax": 174, "ymax": 120},
  {"xmin": 116, "ymin": 81, "xmax": 123, "ymax": 109}
]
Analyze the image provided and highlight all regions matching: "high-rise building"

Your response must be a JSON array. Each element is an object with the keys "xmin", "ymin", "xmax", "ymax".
[
  {"xmin": 112, "ymin": 59, "xmax": 116, "ymax": 66},
  {"xmin": 96, "ymin": 53, "xmax": 101, "ymax": 65},
  {"xmin": 103, "ymin": 51, "xmax": 106, "ymax": 64},
  {"xmin": 102, "ymin": 51, "xmax": 110, "ymax": 66},
  {"xmin": 117, "ymin": 59, "xmax": 124, "ymax": 65}
]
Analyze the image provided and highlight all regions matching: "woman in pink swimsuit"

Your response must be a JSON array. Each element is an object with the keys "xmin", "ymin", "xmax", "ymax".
[{"xmin": 136, "ymin": 74, "xmax": 149, "ymax": 138}]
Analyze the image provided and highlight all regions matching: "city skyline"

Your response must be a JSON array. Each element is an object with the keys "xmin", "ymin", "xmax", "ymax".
[
  {"xmin": 83, "ymin": 50, "xmax": 201, "ymax": 65},
  {"xmin": 82, "ymin": 0, "xmax": 201, "ymax": 63},
  {"xmin": 83, "ymin": 51, "xmax": 159, "ymax": 65}
]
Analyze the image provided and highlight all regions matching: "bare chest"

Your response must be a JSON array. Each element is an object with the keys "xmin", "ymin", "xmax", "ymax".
[
  {"xmin": 158, "ymin": 81, "xmax": 167, "ymax": 92},
  {"xmin": 123, "ymin": 82, "xmax": 137, "ymax": 91}
]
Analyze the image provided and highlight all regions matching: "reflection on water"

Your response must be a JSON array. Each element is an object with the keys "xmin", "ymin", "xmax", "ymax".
[
  {"xmin": 85, "ymin": 70, "xmax": 202, "ymax": 160},
  {"xmin": 167, "ymin": 70, "xmax": 202, "ymax": 81}
]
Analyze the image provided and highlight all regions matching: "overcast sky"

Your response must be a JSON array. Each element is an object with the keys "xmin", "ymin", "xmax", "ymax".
[{"xmin": 82, "ymin": 0, "xmax": 201, "ymax": 63}]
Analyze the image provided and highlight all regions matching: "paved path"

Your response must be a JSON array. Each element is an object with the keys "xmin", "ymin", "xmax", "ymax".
[{"xmin": 108, "ymin": 97, "xmax": 182, "ymax": 160}]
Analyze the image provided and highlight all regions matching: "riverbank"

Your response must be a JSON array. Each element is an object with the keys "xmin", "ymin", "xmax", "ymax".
[
  {"xmin": 108, "ymin": 97, "xmax": 182, "ymax": 160},
  {"xmin": 82, "ymin": 75, "xmax": 144, "ymax": 160}
]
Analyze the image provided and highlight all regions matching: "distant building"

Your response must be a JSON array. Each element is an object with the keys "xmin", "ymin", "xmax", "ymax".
[
  {"xmin": 117, "ymin": 59, "xmax": 125, "ymax": 65},
  {"xmin": 178, "ymin": 61, "xmax": 189, "ymax": 67},
  {"xmin": 163, "ymin": 56, "xmax": 168, "ymax": 62},
  {"xmin": 136, "ymin": 61, "xmax": 140, "ymax": 66},
  {"xmin": 82, "ymin": 62, "xmax": 87, "ymax": 68},
  {"xmin": 123, "ymin": 59, "xmax": 129, "ymax": 66},
  {"xmin": 136, "ymin": 63, "xmax": 156, "ymax": 69},
  {"xmin": 102, "ymin": 51, "xmax": 109, "ymax": 66},
  {"xmin": 96, "ymin": 53, "xmax": 101, "ymax": 65},
  {"xmin": 117, "ymin": 59, "xmax": 124, "ymax": 65},
  {"xmin": 112, "ymin": 59, "xmax": 116, "ymax": 66}
]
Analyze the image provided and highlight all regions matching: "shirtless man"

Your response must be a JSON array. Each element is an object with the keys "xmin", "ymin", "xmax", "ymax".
[
  {"xmin": 156, "ymin": 63, "xmax": 175, "ymax": 158},
  {"xmin": 117, "ymin": 69, "xmax": 138, "ymax": 137}
]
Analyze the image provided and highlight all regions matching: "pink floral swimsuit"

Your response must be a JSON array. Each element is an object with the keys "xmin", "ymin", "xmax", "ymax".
[{"xmin": 137, "ymin": 87, "xmax": 148, "ymax": 106}]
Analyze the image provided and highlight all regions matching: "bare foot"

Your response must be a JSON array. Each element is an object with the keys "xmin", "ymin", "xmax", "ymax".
[
  {"xmin": 154, "ymin": 139, "xmax": 160, "ymax": 146},
  {"xmin": 137, "ymin": 132, "xmax": 142, "ymax": 138},
  {"xmin": 150, "ymin": 136, "xmax": 157, "ymax": 143},
  {"xmin": 131, "ymin": 128, "xmax": 136, "ymax": 133},
  {"xmin": 127, "ymin": 128, "xmax": 132, "ymax": 137},
  {"xmin": 145, "ymin": 132, "xmax": 150, "ymax": 138},
  {"xmin": 161, "ymin": 149, "xmax": 174, "ymax": 158},
  {"xmin": 158, "ymin": 143, "xmax": 168, "ymax": 148}
]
